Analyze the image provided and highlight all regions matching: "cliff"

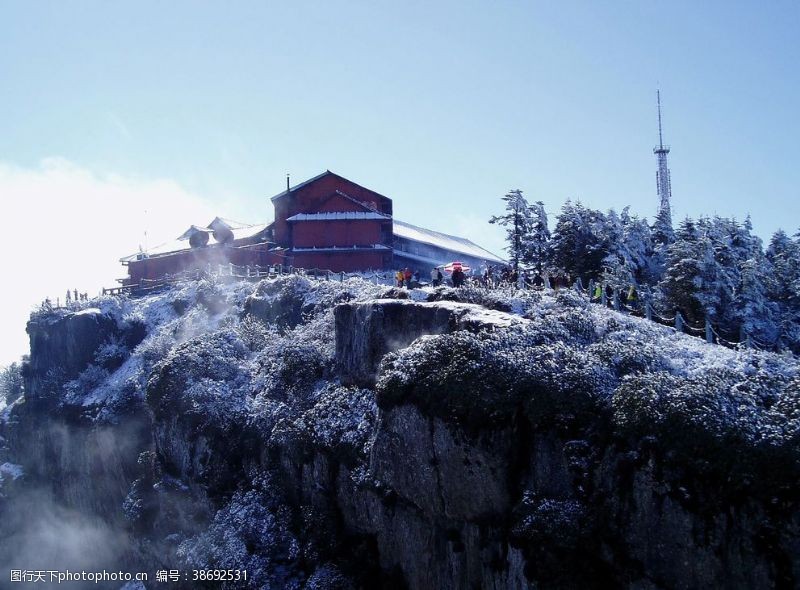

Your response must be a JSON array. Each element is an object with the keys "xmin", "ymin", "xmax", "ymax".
[{"xmin": 1, "ymin": 276, "xmax": 799, "ymax": 589}]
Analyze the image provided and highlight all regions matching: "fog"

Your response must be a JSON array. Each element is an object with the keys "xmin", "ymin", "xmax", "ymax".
[{"xmin": 0, "ymin": 158, "xmax": 218, "ymax": 366}]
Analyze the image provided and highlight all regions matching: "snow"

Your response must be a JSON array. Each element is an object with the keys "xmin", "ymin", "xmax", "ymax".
[
  {"xmin": 394, "ymin": 219, "xmax": 506, "ymax": 264},
  {"xmin": 74, "ymin": 307, "xmax": 102, "ymax": 316},
  {"xmin": 291, "ymin": 244, "xmax": 391, "ymax": 252},
  {"xmin": 120, "ymin": 222, "xmax": 269, "ymax": 261},
  {"xmin": 287, "ymin": 212, "xmax": 390, "ymax": 221},
  {"xmin": 0, "ymin": 462, "xmax": 24, "ymax": 480}
]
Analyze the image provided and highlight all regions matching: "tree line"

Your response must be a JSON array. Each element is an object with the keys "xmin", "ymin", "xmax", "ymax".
[{"xmin": 490, "ymin": 190, "xmax": 800, "ymax": 353}]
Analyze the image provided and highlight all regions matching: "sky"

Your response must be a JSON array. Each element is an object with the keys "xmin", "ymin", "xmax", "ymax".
[{"xmin": 0, "ymin": 0, "xmax": 798, "ymax": 365}]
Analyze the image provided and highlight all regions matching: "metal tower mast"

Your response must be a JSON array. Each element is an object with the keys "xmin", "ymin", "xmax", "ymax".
[{"xmin": 654, "ymin": 90, "xmax": 672, "ymax": 225}]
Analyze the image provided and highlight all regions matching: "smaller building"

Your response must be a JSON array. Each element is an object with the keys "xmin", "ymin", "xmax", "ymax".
[
  {"xmin": 393, "ymin": 219, "xmax": 505, "ymax": 274},
  {"xmin": 120, "ymin": 217, "xmax": 279, "ymax": 285}
]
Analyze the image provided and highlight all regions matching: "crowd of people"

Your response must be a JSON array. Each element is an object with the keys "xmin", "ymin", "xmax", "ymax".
[
  {"xmin": 41, "ymin": 289, "xmax": 91, "ymax": 310},
  {"xmin": 392, "ymin": 263, "xmax": 640, "ymax": 310}
]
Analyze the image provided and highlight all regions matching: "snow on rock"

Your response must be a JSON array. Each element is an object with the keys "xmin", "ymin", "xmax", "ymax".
[
  {"xmin": 7, "ymin": 274, "xmax": 800, "ymax": 589},
  {"xmin": 0, "ymin": 462, "xmax": 24, "ymax": 480}
]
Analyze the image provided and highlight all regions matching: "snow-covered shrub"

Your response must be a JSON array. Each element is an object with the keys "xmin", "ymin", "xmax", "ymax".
[
  {"xmin": 0, "ymin": 363, "xmax": 23, "ymax": 406},
  {"xmin": 63, "ymin": 364, "xmax": 109, "ymax": 403},
  {"xmin": 377, "ymin": 325, "xmax": 615, "ymax": 431},
  {"xmin": 146, "ymin": 329, "xmax": 250, "ymax": 428},
  {"xmin": 290, "ymin": 385, "xmax": 377, "ymax": 464},
  {"xmin": 94, "ymin": 338, "xmax": 130, "ymax": 371},
  {"xmin": 177, "ymin": 483, "xmax": 301, "ymax": 589},
  {"xmin": 511, "ymin": 493, "xmax": 586, "ymax": 548},
  {"xmin": 235, "ymin": 314, "xmax": 277, "ymax": 352}
]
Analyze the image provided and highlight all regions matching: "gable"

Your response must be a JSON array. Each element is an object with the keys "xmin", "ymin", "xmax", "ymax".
[
  {"xmin": 314, "ymin": 191, "xmax": 374, "ymax": 214},
  {"xmin": 272, "ymin": 171, "xmax": 392, "ymax": 213}
]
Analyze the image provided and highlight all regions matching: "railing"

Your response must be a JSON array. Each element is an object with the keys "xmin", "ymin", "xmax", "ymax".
[
  {"xmin": 564, "ymin": 276, "xmax": 771, "ymax": 352},
  {"xmin": 103, "ymin": 263, "xmax": 398, "ymax": 297}
]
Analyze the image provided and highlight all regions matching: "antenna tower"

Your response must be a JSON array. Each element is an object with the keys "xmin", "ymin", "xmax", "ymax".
[{"xmin": 654, "ymin": 90, "xmax": 672, "ymax": 225}]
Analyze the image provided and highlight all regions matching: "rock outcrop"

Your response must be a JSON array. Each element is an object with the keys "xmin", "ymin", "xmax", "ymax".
[{"xmin": 2, "ymin": 278, "xmax": 799, "ymax": 589}]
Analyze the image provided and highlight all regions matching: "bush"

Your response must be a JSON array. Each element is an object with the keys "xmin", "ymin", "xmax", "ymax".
[{"xmin": 0, "ymin": 362, "xmax": 23, "ymax": 405}]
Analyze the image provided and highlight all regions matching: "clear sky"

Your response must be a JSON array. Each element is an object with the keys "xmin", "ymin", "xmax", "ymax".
[{"xmin": 1, "ymin": 0, "xmax": 798, "ymax": 365}]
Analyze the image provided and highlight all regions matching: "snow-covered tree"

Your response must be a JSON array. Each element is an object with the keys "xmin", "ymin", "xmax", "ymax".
[
  {"xmin": 658, "ymin": 218, "xmax": 717, "ymax": 325},
  {"xmin": 490, "ymin": 189, "xmax": 531, "ymax": 271},
  {"xmin": 734, "ymin": 253, "xmax": 779, "ymax": 345},
  {"xmin": 766, "ymin": 229, "xmax": 800, "ymax": 351},
  {"xmin": 524, "ymin": 201, "xmax": 551, "ymax": 273},
  {"xmin": 0, "ymin": 362, "xmax": 23, "ymax": 406},
  {"xmin": 550, "ymin": 200, "xmax": 609, "ymax": 281}
]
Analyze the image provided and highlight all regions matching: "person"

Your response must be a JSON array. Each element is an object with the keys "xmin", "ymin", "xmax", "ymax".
[
  {"xmin": 73, "ymin": 288, "xmax": 79, "ymax": 301},
  {"xmin": 532, "ymin": 273, "xmax": 544, "ymax": 289},
  {"xmin": 452, "ymin": 266, "xmax": 466, "ymax": 288},
  {"xmin": 552, "ymin": 274, "xmax": 562, "ymax": 291},
  {"xmin": 412, "ymin": 270, "xmax": 420, "ymax": 287},
  {"xmin": 395, "ymin": 269, "xmax": 404, "ymax": 288},
  {"xmin": 66, "ymin": 290, "xmax": 71, "ymax": 304},
  {"xmin": 627, "ymin": 285, "xmax": 638, "ymax": 309},
  {"xmin": 605, "ymin": 284, "xmax": 615, "ymax": 307},
  {"xmin": 403, "ymin": 268, "xmax": 413, "ymax": 288},
  {"xmin": 592, "ymin": 283, "xmax": 602, "ymax": 302},
  {"xmin": 430, "ymin": 267, "xmax": 440, "ymax": 287}
]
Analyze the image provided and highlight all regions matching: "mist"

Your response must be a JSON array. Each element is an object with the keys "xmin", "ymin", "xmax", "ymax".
[{"xmin": 0, "ymin": 158, "xmax": 218, "ymax": 366}]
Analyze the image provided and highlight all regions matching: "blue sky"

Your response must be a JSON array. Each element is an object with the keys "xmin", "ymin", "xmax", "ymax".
[{"xmin": 0, "ymin": 0, "xmax": 798, "ymax": 364}]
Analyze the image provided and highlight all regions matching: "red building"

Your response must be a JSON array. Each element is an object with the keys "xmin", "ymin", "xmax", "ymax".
[
  {"xmin": 270, "ymin": 171, "xmax": 394, "ymax": 272},
  {"xmin": 121, "ymin": 171, "xmax": 503, "ymax": 285}
]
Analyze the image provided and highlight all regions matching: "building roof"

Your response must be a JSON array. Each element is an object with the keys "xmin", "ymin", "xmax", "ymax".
[
  {"xmin": 393, "ymin": 219, "xmax": 505, "ymax": 264},
  {"xmin": 121, "ymin": 222, "xmax": 270, "ymax": 262},
  {"xmin": 269, "ymin": 170, "xmax": 391, "ymax": 204},
  {"xmin": 287, "ymin": 211, "xmax": 391, "ymax": 222}
]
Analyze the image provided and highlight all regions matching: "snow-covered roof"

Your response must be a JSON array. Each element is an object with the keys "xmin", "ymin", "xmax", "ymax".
[
  {"xmin": 393, "ymin": 219, "xmax": 505, "ymax": 264},
  {"xmin": 176, "ymin": 225, "xmax": 213, "ymax": 240},
  {"xmin": 291, "ymin": 244, "xmax": 392, "ymax": 253},
  {"xmin": 394, "ymin": 250, "xmax": 449, "ymax": 268},
  {"xmin": 208, "ymin": 217, "xmax": 251, "ymax": 230},
  {"xmin": 121, "ymin": 222, "xmax": 270, "ymax": 262},
  {"xmin": 287, "ymin": 212, "xmax": 391, "ymax": 222}
]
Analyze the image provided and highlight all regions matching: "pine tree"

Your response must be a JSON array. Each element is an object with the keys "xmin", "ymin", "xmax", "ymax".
[
  {"xmin": 658, "ymin": 217, "xmax": 704, "ymax": 321},
  {"xmin": 523, "ymin": 201, "xmax": 551, "ymax": 273},
  {"xmin": 489, "ymin": 190, "xmax": 532, "ymax": 271},
  {"xmin": 734, "ymin": 252, "xmax": 779, "ymax": 345},
  {"xmin": 766, "ymin": 230, "xmax": 800, "ymax": 351},
  {"xmin": 0, "ymin": 362, "xmax": 23, "ymax": 406},
  {"xmin": 550, "ymin": 200, "xmax": 608, "ymax": 280}
]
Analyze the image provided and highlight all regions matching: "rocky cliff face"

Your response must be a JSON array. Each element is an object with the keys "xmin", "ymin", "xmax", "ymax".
[{"xmin": 2, "ymin": 277, "xmax": 799, "ymax": 589}]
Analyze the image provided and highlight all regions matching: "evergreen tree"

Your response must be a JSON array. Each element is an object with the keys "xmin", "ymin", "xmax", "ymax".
[
  {"xmin": 766, "ymin": 229, "xmax": 800, "ymax": 351},
  {"xmin": 658, "ymin": 217, "xmax": 709, "ymax": 322},
  {"xmin": 734, "ymin": 252, "xmax": 779, "ymax": 345},
  {"xmin": 0, "ymin": 362, "xmax": 23, "ymax": 406},
  {"xmin": 600, "ymin": 207, "xmax": 654, "ymax": 289},
  {"xmin": 550, "ymin": 200, "xmax": 608, "ymax": 280},
  {"xmin": 489, "ymin": 189, "xmax": 532, "ymax": 271},
  {"xmin": 524, "ymin": 201, "xmax": 551, "ymax": 273}
]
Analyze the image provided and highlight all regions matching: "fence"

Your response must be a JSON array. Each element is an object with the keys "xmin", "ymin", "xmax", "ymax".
[
  {"xmin": 102, "ymin": 263, "xmax": 398, "ymax": 297},
  {"xmin": 565, "ymin": 276, "xmax": 771, "ymax": 352}
]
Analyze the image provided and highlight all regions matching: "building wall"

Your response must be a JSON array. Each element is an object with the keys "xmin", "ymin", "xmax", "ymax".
[
  {"xmin": 290, "ymin": 250, "xmax": 389, "ymax": 272},
  {"xmin": 125, "ymin": 243, "xmax": 284, "ymax": 285},
  {"xmin": 273, "ymin": 174, "xmax": 393, "ymax": 246},
  {"xmin": 291, "ymin": 220, "xmax": 384, "ymax": 248}
]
